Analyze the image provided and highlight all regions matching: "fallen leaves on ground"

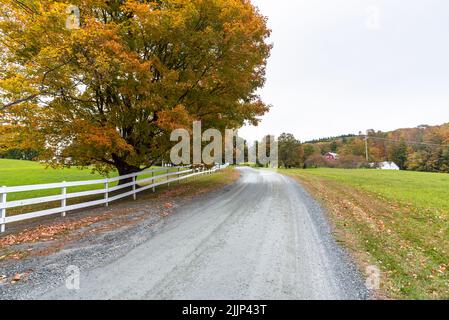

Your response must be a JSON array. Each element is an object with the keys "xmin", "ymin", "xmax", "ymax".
[
  {"xmin": 9, "ymin": 270, "xmax": 31, "ymax": 284},
  {"xmin": 11, "ymin": 273, "xmax": 21, "ymax": 283},
  {"xmin": 0, "ymin": 215, "xmax": 109, "ymax": 248}
]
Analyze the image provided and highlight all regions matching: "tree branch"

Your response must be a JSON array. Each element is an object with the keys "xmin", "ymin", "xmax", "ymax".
[{"xmin": 0, "ymin": 93, "xmax": 40, "ymax": 110}]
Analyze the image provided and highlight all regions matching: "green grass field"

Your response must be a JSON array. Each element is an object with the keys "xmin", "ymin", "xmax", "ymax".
[
  {"xmin": 279, "ymin": 168, "xmax": 449, "ymax": 299},
  {"xmin": 0, "ymin": 158, "xmax": 116, "ymax": 185},
  {"xmin": 282, "ymin": 168, "xmax": 449, "ymax": 213}
]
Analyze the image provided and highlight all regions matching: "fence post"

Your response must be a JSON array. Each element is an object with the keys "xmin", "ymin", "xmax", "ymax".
[
  {"xmin": 167, "ymin": 168, "xmax": 170, "ymax": 186},
  {"xmin": 61, "ymin": 181, "xmax": 67, "ymax": 217},
  {"xmin": 152, "ymin": 171, "xmax": 155, "ymax": 192},
  {"xmin": 1, "ymin": 186, "xmax": 7, "ymax": 233},
  {"xmin": 104, "ymin": 179, "xmax": 109, "ymax": 207},
  {"xmin": 132, "ymin": 175, "xmax": 137, "ymax": 200}
]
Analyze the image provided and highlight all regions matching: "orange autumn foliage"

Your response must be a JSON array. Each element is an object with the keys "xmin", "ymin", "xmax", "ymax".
[{"xmin": 0, "ymin": 0, "xmax": 271, "ymax": 175}]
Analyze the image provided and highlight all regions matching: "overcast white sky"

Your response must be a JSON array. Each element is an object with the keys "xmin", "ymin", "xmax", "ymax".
[{"xmin": 240, "ymin": 0, "xmax": 449, "ymax": 142}]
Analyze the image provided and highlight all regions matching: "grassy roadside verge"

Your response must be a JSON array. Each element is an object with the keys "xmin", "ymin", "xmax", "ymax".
[{"xmin": 278, "ymin": 168, "xmax": 449, "ymax": 300}]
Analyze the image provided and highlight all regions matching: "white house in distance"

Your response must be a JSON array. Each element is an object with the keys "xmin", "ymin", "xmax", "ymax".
[
  {"xmin": 370, "ymin": 161, "xmax": 400, "ymax": 170},
  {"xmin": 324, "ymin": 152, "xmax": 339, "ymax": 161},
  {"xmin": 379, "ymin": 162, "xmax": 400, "ymax": 170}
]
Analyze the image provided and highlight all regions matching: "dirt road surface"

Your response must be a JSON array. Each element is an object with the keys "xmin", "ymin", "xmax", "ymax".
[{"xmin": 1, "ymin": 167, "xmax": 369, "ymax": 300}]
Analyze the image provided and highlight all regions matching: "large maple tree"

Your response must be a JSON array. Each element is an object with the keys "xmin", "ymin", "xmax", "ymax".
[{"xmin": 0, "ymin": 0, "xmax": 271, "ymax": 178}]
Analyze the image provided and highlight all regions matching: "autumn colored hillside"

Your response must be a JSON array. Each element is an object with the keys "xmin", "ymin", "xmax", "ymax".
[{"xmin": 298, "ymin": 123, "xmax": 449, "ymax": 173}]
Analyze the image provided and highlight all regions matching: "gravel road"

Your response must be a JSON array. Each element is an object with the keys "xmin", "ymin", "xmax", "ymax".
[{"xmin": 3, "ymin": 167, "xmax": 369, "ymax": 300}]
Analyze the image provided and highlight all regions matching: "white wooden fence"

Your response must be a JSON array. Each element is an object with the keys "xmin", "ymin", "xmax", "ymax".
[{"xmin": 0, "ymin": 164, "xmax": 228, "ymax": 233}]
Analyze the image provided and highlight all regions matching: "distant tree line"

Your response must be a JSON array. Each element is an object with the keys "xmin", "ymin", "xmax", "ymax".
[
  {"xmin": 0, "ymin": 149, "xmax": 39, "ymax": 161},
  {"xmin": 276, "ymin": 123, "xmax": 449, "ymax": 173}
]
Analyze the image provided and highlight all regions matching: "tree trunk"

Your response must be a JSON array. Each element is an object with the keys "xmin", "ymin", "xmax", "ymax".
[{"xmin": 112, "ymin": 156, "xmax": 141, "ymax": 186}]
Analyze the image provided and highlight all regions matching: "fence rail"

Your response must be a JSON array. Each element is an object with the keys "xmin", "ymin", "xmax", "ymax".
[{"xmin": 0, "ymin": 164, "xmax": 228, "ymax": 233}]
